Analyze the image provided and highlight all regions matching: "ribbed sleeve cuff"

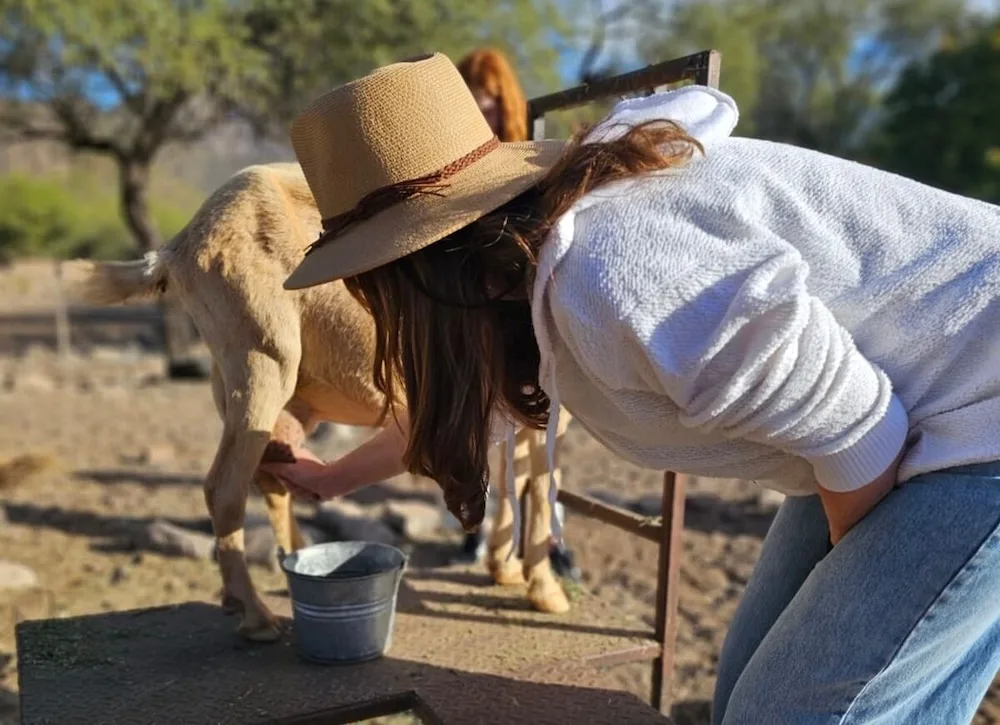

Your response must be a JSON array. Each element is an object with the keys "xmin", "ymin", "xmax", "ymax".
[{"xmin": 808, "ymin": 394, "xmax": 908, "ymax": 492}]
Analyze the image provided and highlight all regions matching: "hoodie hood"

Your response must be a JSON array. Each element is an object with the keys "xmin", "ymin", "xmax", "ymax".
[{"xmin": 523, "ymin": 84, "xmax": 740, "ymax": 549}]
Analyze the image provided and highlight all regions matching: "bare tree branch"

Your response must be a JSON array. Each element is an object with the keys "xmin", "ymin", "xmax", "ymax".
[
  {"xmin": 164, "ymin": 100, "xmax": 227, "ymax": 144},
  {"xmin": 53, "ymin": 22, "xmax": 145, "ymax": 115},
  {"xmin": 578, "ymin": 0, "xmax": 608, "ymax": 83},
  {"xmin": 578, "ymin": 0, "xmax": 644, "ymax": 83},
  {"xmin": 50, "ymin": 97, "xmax": 125, "ymax": 155},
  {"xmin": 0, "ymin": 97, "xmax": 126, "ymax": 156},
  {"xmin": 138, "ymin": 89, "xmax": 190, "ymax": 156}
]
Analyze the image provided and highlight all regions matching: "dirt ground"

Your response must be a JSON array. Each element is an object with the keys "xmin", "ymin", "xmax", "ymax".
[{"xmin": 0, "ymin": 260, "xmax": 997, "ymax": 725}]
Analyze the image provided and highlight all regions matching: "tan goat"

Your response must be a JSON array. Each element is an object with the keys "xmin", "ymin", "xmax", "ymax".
[{"xmin": 70, "ymin": 162, "xmax": 570, "ymax": 642}]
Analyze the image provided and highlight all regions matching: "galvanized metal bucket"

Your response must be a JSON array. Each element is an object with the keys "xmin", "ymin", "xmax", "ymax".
[{"xmin": 279, "ymin": 541, "xmax": 407, "ymax": 665}]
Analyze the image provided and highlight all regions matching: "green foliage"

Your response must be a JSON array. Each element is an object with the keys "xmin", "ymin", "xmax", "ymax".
[
  {"xmin": 0, "ymin": 173, "xmax": 191, "ymax": 262},
  {"xmin": 0, "ymin": 0, "xmax": 571, "ymax": 255},
  {"xmin": 239, "ymin": 0, "xmax": 567, "ymax": 127},
  {"xmin": 867, "ymin": 20, "xmax": 1000, "ymax": 202},
  {"xmin": 0, "ymin": 0, "xmax": 569, "ymax": 140},
  {"xmin": 1, "ymin": 0, "xmax": 267, "ymax": 139},
  {"xmin": 636, "ymin": 0, "xmax": 970, "ymax": 155}
]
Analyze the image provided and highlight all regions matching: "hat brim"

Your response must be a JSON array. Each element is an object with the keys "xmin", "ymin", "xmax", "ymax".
[{"xmin": 283, "ymin": 139, "xmax": 566, "ymax": 290}]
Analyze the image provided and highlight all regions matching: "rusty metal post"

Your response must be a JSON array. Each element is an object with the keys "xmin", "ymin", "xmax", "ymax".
[{"xmin": 651, "ymin": 471, "xmax": 686, "ymax": 714}]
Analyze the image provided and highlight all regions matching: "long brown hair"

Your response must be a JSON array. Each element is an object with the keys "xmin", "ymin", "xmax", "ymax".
[
  {"xmin": 456, "ymin": 48, "xmax": 528, "ymax": 142},
  {"xmin": 344, "ymin": 120, "xmax": 704, "ymax": 530}
]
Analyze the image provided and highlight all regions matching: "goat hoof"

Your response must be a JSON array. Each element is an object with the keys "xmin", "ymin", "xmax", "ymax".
[
  {"xmin": 487, "ymin": 556, "xmax": 526, "ymax": 586},
  {"xmin": 237, "ymin": 602, "xmax": 284, "ymax": 642},
  {"xmin": 238, "ymin": 615, "xmax": 283, "ymax": 642},
  {"xmin": 528, "ymin": 578, "xmax": 570, "ymax": 614}
]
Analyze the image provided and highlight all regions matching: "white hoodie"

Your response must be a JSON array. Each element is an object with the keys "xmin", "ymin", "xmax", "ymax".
[{"xmin": 529, "ymin": 84, "xmax": 1000, "ymax": 507}]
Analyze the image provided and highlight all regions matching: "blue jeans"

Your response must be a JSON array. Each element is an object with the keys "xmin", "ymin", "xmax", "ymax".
[{"xmin": 713, "ymin": 462, "xmax": 1000, "ymax": 724}]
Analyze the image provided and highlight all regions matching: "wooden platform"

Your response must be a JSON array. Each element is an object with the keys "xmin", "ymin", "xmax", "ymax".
[{"xmin": 17, "ymin": 565, "xmax": 674, "ymax": 724}]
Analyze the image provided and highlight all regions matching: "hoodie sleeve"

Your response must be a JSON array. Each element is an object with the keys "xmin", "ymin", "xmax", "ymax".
[
  {"xmin": 550, "ymin": 198, "xmax": 908, "ymax": 494},
  {"xmin": 585, "ymin": 85, "xmax": 740, "ymax": 147},
  {"xmin": 639, "ymin": 247, "xmax": 906, "ymax": 492}
]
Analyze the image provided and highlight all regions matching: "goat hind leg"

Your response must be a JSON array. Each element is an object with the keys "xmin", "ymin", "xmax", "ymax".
[
  {"xmin": 209, "ymin": 363, "xmax": 245, "ymax": 615},
  {"xmin": 486, "ymin": 439, "xmax": 527, "ymax": 586},
  {"xmin": 524, "ymin": 434, "xmax": 570, "ymax": 614}
]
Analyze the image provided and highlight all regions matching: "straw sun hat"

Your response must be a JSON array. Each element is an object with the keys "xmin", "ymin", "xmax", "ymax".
[{"xmin": 283, "ymin": 52, "xmax": 566, "ymax": 291}]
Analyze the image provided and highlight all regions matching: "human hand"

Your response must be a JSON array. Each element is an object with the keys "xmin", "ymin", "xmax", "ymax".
[
  {"xmin": 260, "ymin": 442, "xmax": 336, "ymax": 504},
  {"xmin": 818, "ymin": 450, "xmax": 904, "ymax": 545}
]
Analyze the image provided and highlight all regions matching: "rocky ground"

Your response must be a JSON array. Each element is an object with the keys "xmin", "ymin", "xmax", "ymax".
[{"xmin": 0, "ymin": 260, "xmax": 997, "ymax": 725}]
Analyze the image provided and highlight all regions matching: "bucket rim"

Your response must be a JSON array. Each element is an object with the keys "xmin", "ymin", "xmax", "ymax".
[{"xmin": 279, "ymin": 540, "xmax": 408, "ymax": 584}]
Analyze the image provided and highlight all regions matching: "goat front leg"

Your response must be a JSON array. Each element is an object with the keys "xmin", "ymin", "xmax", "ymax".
[
  {"xmin": 207, "ymin": 355, "xmax": 294, "ymax": 642},
  {"xmin": 486, "ymin": 439, "xmax": 527, "ymax": 586}
]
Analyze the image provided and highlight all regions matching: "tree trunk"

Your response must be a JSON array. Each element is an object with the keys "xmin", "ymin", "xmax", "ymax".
[{"xmin": 119, "ymin": 158, "xmax": 206, "ymax": 379}]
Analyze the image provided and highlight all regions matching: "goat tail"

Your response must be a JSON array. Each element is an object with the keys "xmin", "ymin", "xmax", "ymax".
[{"xmin": 65, "ymin": 250, "xmax": 170, "ymax": 306}]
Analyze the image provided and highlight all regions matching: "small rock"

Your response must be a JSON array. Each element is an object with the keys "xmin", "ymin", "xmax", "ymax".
[
  {"xmin": 89, "ymin": 344, "xmax": 140, "ymax": 364},
  {"xmin": 694, "ymin": 566, "xmax": 729, "ymax": 593},
  {"xmin": 0, "ymin": 453, "xmax": 60, "ymax": 494},
  {"xmin": 5, "ymin": 587, "xmax": 54, "ymax": 626},
  {"xmin": 313, "ymin": 500, "xmax": 398, "ymax": 545},
  {"xmin": 244, "ymin": 521, "xmax": 278, "ymax": 569},
  {"xmin": 298, "ymin": 523, "xmax": 328, "ymax": 545},
  {"xmin": 631, "ymin": 496, "xmax": 664, "ymax": 517},
  {"xmin": 109, "ymin": 566, "xmax": 128, "ymax": 585},
  {"xmin": 383, "ymin": 500, "xmax": 444, "ymax": 540},
  {"xmin": 0, "ymin": 561, "xmax": 39, "ymax": 591},
  {"xmin": 138, "ymin": 519, "xmax": 215, "ymax": 560},
  {"xmin": 244, "ymin": 516, "xmax": 325, "ymax": 569},
  {"xmin": 137, "ymin": 443, "xmax": 175, "ymax": 468},
  {"xmin": 12, "ymin": 372, "xmax": 55, "ymax": 392}
]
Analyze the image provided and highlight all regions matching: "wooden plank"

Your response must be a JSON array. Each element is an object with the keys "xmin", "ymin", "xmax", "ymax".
[
  {"xmin": 650, "ymin": 472, "xmax": 687, "ymax": 714},
  {"xmin": 557, "ymin": 490, "xmax": 662, "ymax": 543},
  {"xmin": 17, "ymin": 564, "xmax": 671, "ymax": 725},
  {"xmin": 263, "ymin": 692, "xmax": 425, "ymax": 725}
]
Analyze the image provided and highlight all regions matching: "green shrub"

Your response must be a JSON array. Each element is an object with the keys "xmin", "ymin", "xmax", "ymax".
[{"xmin": 0, "ymin": 172, "xmax": 195, "ymax": 263}]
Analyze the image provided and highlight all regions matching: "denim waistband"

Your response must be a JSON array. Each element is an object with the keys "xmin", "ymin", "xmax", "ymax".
[{"xmin": 917, "ymin": 460, "xmax": 1000, "ymax": 479}]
